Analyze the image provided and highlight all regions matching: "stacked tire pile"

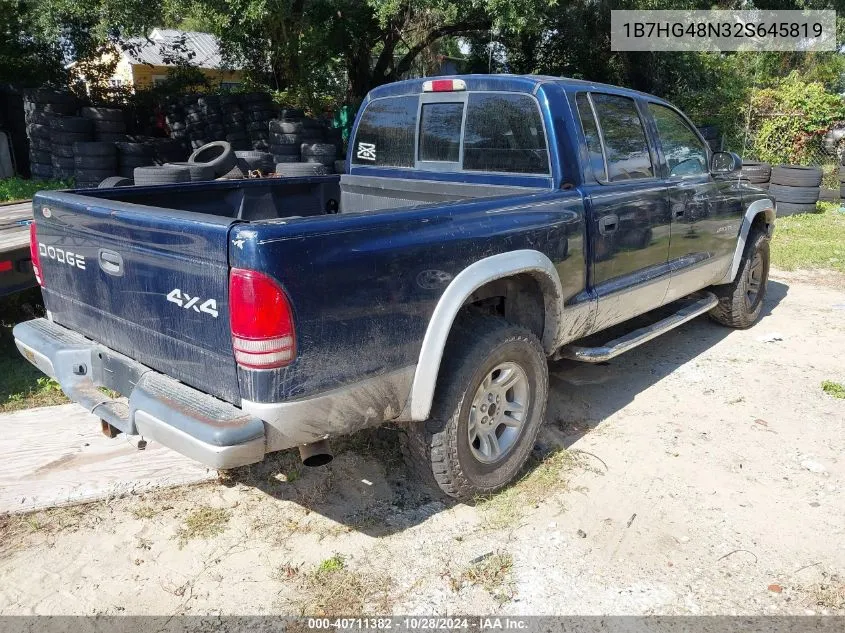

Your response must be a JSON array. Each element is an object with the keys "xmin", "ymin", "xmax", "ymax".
[
  {"xmin": 741, "ymin": 161, "xmax": 771, "ymax": 189},
  {"xmin": 116, "ymin": 141, "xmax": 156, "ymax": 180},
  {"xmin": 82, "ymin": 106, "xmax": 127, "ymax": 143},
  {"xmin": 184, "ymin": 96, "xmax": 210, "ymax": 150},
  {"xmin": 697, "ymin": 125, "xmax": 721, "ymax": 152},
  {"xmin": 113, "ymin": 137, "xmax": 189, "ymax": 181},
  {"xmin": 221, "ymin": 94, "xmax": 249, "ymax": 151},
  {"xmin": 163, "ymin": 93, "xmax": 276, "ymax": 152},
  {"xmin": 769, "ymin": 165, "xmax": 822, "ymax": 216},
  {"xmin": 23, "ymin": 89, "xmax": 80, "ymax": 180},
  {"xmin": 73, "ymin": 142, "xmax": 118, "ymax": 188},
  {"xmin": 242, "ymin": 93, "xmax": 276, "ymax": 151},
  {"xmin": 49, "ymin": 116, "xmax": 94, "ymax": 181},
  {"xmin": 164, "ymin": 97, "xmax": 189, "ymax": 144},
  {"xmin": 167, "ymin": 95, "xmax": 227, "ymax": 150},
  {"xmin": 269, "ymin": 109, "xmax": 342, "ymax": 176}
]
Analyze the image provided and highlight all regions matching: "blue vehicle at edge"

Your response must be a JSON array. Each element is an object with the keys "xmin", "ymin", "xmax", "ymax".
[{"xmin": 14, "ymin": 74, "xmax": 775, "ymax": 500}]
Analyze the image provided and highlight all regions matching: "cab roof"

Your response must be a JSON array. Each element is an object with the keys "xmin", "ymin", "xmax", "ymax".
[{"xmin": 364, "ymin": 74, "xmax": 664, "ymax": 104}]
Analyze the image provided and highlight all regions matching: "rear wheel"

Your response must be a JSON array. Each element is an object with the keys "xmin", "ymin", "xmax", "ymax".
[
  {"xmin": 403, "ymin": 315, "xmax": 548, "ymax": 500},
  {"xmin": 710, "ymin": 229, "xmax": 770, "ymax": 329}
]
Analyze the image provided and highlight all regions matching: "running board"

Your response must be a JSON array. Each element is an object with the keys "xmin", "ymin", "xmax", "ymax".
[{"xmin": 557, "ymin": 292, "xmax": 719, "ymax": 363}]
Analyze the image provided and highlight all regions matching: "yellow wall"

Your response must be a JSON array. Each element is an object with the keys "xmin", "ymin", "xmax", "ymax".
[
  {"xmin": 130, "ymin": 64, "xmax": 244, "ymax": 90},
  {"xmin": 81, "ymin": 44, "xmax": 244, "ymax": 92},
  {"xmin": 112, "ymin": 55, "xmax": 134, "ymax": 86}
]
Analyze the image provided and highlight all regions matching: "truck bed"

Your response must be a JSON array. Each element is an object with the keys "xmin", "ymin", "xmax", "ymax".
[{"xmin": 81, "ymin": 175, "xmax": 545, "ymax": 221}]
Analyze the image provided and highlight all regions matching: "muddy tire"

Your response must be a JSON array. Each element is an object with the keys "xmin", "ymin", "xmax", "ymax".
[
  {"xmin": 709, "ymin": 229, "xmax": 770, "ymax": 329},
  {"xmin": 403, "ymin": 315, "xmax": 548, "ymax": 501}
]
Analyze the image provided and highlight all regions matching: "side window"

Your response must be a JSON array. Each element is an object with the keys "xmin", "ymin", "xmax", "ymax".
[
  {"xmin": 463, "ymin": 93, "xmax": 549, "ymax": 174},
  {"xmin": 590, "ymin": 93, "xmax": 654, "ymax": 182},
  {"xmin": 575, "ymin": 93, "xmax": 606, "ymax": 181},
  {"xmin": 352, "ymin": 96, "xmax": 417, "ymax": 167},
  {"xmin": 648, "ymin": 103, "xmax": 708, "ymax": 177},
  {"xmin": 419, "ymin": 102, "xmax": 463, "ymax": 162}
]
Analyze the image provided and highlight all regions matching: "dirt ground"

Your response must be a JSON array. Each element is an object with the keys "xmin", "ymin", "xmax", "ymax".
[{"xmin": 1, "ymin": 270, "xmax": 843, "ymax": 616}]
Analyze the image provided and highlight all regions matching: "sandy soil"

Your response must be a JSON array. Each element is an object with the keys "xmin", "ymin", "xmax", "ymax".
[{"xmin": 1, "ymin": 271, "xmax": 843, "ymax": 616}]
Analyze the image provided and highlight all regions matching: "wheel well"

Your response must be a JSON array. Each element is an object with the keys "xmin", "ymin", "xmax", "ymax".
[
  {"xmin": 751, "ymin": 211, "xmax": 770, "ymax": 236},
  {"xmin": 460, "ymin": 274, "xmax": 546, "ymax": 342}
]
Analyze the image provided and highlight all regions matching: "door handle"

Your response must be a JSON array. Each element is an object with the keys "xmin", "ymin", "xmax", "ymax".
[
  {"xmin": 98, "ymin": 249, "xmax": 123, "ymax": 276},
  {"xmin": 598, "ymin": 214, "xmax": 619, "ymax": 235}
]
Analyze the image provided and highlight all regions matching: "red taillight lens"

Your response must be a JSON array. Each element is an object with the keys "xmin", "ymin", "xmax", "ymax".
[
  {"xmin": 229, "ymin": 268, "xmax": 295, "ymax": 369},
  {"xmin": 29, "ymin": 223, "xmax": 44, "ymax": 287}
]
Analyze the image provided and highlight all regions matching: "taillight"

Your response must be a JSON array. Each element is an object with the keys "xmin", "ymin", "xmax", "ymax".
[
  {"xmin": 29, "ymin": 223, "xmax": 43, "ymax": 287},
  {"xmin": 229, "ymin": 268, "xmax": 295, "ymax": 369}
]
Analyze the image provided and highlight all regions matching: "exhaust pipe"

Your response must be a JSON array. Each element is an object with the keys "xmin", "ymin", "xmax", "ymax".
[{"xmin": 298, "ymin": 439, "xmax": 333, "ymax": 467}]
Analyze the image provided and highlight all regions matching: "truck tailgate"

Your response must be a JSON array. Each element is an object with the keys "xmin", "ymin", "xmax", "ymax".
[{"xmin": 32, "ymin": 191, "xmax": 240, "ymax": 403}]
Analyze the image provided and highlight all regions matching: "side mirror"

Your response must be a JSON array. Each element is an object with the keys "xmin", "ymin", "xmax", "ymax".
[{"xmin": 711, "ymin": 151, "xmax": 741, "ymax": 175}]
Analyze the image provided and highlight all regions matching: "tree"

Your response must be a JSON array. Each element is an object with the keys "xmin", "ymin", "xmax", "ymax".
[
  {"xmin": 162, "ymin": 0, "xmax": 549, "ymax": 104},
  {"xmin": 0, "ymin": 1, "xmax": 66, "ymax": 87}
]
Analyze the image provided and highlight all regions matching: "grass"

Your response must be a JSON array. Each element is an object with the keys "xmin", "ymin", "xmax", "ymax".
[
  {"xmin": 316, "ymin": 553, "xmax": 345, "ymax": 573},
  {"xmin": 286, "ymin": 554, "xmax": 395, "ymax": 616},
  {"xmin": 477, "ymin": 448, "xmax": 577, "ymax": 529},
  {"xmin": 821, "ymin": 380, "xmax": 845, "ymax": 400},
  {"xmin": 0, "ymin": 176, "xmax": 72, "ymax": 203},
  {"xmin": 0, "ymin": 289, "xmax": 68, "ymax": 412},
  {"xmin": 458, "ymin": 551, "xmax": 515, "ymax": 604},
  {"xmin": 131, "ymin": 504, "xmax": 160, "ymax": 520},
  {"xmin": 770, "ymin": 202, "xmax": 845, "ymax": 273},
  {"xmin": 175, "ymin": 506, "xmax": 231, "ymax": 547}
]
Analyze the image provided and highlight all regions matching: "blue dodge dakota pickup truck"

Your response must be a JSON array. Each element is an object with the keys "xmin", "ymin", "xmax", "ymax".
[{"xmin": 15, "ymin": 75, "xmax": 774, "ymax": 500}]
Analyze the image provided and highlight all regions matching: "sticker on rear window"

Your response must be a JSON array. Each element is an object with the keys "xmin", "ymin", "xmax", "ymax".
[{"xmin": 356, "ymin": 142, "xmax": 376, "ymax": 161}]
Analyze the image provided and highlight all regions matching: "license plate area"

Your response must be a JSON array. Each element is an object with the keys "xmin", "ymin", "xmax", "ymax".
[{"xmin": 91, "ymin": 345, "xmax": 148, "ymax": 398}]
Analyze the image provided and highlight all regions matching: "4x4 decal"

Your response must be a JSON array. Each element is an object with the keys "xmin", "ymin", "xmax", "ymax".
[{"xmin": 167, "ymin": 288, "xmax": 219, "ymax": 318}]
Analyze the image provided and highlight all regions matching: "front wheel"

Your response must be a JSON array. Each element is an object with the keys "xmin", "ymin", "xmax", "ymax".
[
  {"xmin": 709, "ymin": 229, "xmax": 770, "ymax": 329},
  {"xmin": 403, "ymin": 315, "xmax": 549, "ymax": 500}
]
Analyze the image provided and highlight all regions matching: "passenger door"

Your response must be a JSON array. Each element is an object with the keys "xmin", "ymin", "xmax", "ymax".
[
  {"xmin": 645, "ymin": 102, "xmax": 744, "ymax": 303},
  {"xmin": 574, "ymin": 92, "xmax": 672, "ymax": 331}
]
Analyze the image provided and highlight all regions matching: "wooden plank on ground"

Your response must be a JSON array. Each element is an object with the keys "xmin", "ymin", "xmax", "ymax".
[
  {"xmin": 0, "ymin": 404, "xmax": 217, "ymax": 514},
  {"xmin": 0, "ymin": 201, "xmax": 32, "ymax": 254}
]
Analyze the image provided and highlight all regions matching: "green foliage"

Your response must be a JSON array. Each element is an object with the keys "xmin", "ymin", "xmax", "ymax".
[
  {"xmin": 5, "ymin": 0, "xmax": 845, "ymax": 137},
  {"xmin": 749, "ymin": 73, "xmax": 845, "ymax": 165},
  {"xmin": 316, "ymin": 554, "xmax": 345, "ymax": 574},
  {"xmin": 821, "ymin": 380, "xmax": 845, "ymax": 399},
  {"xmin": 0, "ymin": 177, "xmax": 72, "ymax": 203},
  {"xmin": 0, "ymin": 1, "xmax": 66, "ymax": 86}
]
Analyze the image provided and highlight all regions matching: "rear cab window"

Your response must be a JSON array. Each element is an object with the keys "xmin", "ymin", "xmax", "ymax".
[
  {"xmin": 464, "ymin": 93, "xmax": 548, "ymax": 174},
  {"xmin": 351, "ymin": 90, "xmax": 550, "ymax": 176},
  {"xmin": 352, "ymin": 95, "xmax": 417, "ymax": 167},
  {"xmin": 418, "ymin": 102, "xmax": 463, "ymax": 163}
]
